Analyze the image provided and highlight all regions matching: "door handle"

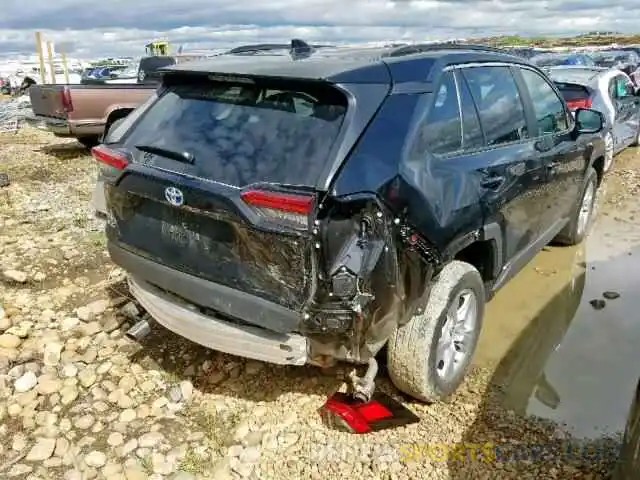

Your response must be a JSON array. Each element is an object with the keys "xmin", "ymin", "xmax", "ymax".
[{"xmin": 480, "ymin": 175, "xmax": 505, "ymax": 189}]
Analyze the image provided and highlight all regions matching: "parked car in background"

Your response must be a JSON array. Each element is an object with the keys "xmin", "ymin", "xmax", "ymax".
[
  {"xmin": 27, "ymin": 83, "xmax": 155, "ymax": 147},
  {"xmin": 592, "ymin": 49, "xmax": 640, "ymax": 86},
  {"xmin": 545, "ymin": 65, "xmax": 640, "ymax": 172},
  {"xmin": 506, "ymin": 47, "xmax": 548, "ymax": 59},
  {"xmin": 91, "ymin": 41, "xmax": 606, "ymax": 404},
  {"xmin": 531, "ymin": 52, "xmax": 596, "ymax": 68}
]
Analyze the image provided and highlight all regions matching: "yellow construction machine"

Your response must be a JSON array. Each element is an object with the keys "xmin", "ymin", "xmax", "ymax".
[{"xmin": 145, "ymin": 40, "xmax": 170, "ymax": 56}]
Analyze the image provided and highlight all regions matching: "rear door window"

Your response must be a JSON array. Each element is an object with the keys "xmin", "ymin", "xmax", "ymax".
[
  {"xmin": 122, "ymin": 77, "xmax": 348, "ymax": 187},
  {"xmin": 410, "ymin": 71, "xmax": 462, "ymax": 157},
  {"xmin": 461, "ymin": 66, "xmax": 529, "ymax": 146},
  {"xmin": 519, "ymin": 68, "xmax": 569, "ymax": 135}
]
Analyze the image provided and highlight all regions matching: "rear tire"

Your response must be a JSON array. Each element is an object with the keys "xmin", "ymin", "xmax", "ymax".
[
  {"xmin": 554, "ymin": 167, "xmax": 598, "ymax": 246},
  {"xmin": 78, "ymin": 136, "xmax": 99, "ymax": 149},
  {"xmin": 387, "ymin": 261, "xmax": 485, "ymax": 403}
]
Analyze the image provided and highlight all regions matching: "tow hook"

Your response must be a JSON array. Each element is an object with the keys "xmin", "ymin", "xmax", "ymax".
[{"xmin": 349, "ymin": 358, "xmax": 378, "ymax": 402}]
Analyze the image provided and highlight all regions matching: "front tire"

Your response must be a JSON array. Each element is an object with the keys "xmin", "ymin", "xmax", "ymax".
[
  {"xmin": 554, "ymin": 167, "xmax": 598, "ymax": 246},
  {"xmin": 387, "ymin": 261, "xmax": 485, "ymax": 403}
]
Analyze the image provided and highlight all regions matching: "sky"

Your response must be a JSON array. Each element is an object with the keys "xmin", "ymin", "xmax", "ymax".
[{"xmin": 0, "ymin": 0, "xmax": 638, "ymax": 58}]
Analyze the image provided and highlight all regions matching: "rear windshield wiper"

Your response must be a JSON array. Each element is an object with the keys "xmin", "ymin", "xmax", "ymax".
[{"xmin": 135, "ymin": 145, "xmax": 195, "ymax": 164}]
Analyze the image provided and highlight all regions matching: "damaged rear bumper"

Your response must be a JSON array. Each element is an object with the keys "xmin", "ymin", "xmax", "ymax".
[{"xmin": 128, "ymin": 276, "xmax": 309, "ymax": 366}]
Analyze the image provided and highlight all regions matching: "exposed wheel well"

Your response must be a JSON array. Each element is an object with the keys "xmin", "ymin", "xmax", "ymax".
[
  {"xmin": 454, "ymin": 240, "xmax": 496, "ymax": 283},
  {"xmin": 106, "ymin": 109, "xmax": 133, "ymax": 130},
  {"xmin": 592, "ymin": 156, "xmax": 604, "ymax": 186}
]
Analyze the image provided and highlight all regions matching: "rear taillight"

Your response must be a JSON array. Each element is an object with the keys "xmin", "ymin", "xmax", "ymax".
[
  {"xmin": 91, "ymin": 145, "xmax": 129, "ymax": 170},
  {"xmin": 240, "ymin": 189, "xmax": 314, "ymax": 228},
  {"xmin": 61, "ymin": 87, "xmax": 73, "ymax": 113},
  {"xmin": 566, "ymin": 97, "xmax": 592, "ymax": 110}
]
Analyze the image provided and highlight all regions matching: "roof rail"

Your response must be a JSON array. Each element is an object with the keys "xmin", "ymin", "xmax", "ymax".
[{"xmin": 388, "ymin": 42, "xmax": 512, "ymax": 57}]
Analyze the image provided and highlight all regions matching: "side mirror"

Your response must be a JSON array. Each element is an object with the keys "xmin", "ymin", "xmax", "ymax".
[{"xmin": 574, "ymin": 108, "xmax": 604, "ymax": 135}]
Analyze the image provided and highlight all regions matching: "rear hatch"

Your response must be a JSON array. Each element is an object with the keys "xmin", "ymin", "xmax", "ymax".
[
  {"xmin": 101, "ymin": 73, "xmax": 350, "ymax": 316},
  {"xmin": 29, "ymin": 85, "xmax": 70, "ymax": 120},
  {"xmin": 553, "ymin": 82, "xmax": 593, "ymax": 111}
]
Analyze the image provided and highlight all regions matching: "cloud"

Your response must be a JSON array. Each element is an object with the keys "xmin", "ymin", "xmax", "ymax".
[{"xmin": 0, "ymin": 0, "xmax": 638, "ymax": 58}]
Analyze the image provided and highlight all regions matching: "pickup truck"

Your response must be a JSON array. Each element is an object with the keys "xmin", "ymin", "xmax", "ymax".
[{"xmin": 28, "ymin": 84, "xmax": 155, "ymax": 148}]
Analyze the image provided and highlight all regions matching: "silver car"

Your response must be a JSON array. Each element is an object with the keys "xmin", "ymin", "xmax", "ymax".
[{"xmin": 544, "ymin": 65, "xmax": 640, "ymax": 172}]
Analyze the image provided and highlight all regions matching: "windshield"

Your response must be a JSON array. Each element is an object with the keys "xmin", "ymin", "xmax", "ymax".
[{"xmin": 122, "ymin": 77, "xmax": 348, "ymax": 187}]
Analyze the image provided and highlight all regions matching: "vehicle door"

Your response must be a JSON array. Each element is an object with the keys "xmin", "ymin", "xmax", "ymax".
[
  {"xmin": 514, "ymin": 66, "xmax": 584, "ymax": 226},
  {"xmin": 608, "ymin": 73, "xmax": 639, "ymax": 148},
  {"xmin": 457, "ymin": 65, "xmax": 548, "ymax": 271}
]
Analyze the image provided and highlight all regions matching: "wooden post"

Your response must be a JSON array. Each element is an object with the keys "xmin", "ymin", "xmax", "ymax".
[
  {"xmin": 34, "ymin": 31, "xmax": 46, "ymax": 84},
  {"xmin": 46, "ymin": 41, "xmax": 56, "ymax": 84},
  {"xmin": 60, "ymin": 45, "xmax": 70, "ymax": 84}
]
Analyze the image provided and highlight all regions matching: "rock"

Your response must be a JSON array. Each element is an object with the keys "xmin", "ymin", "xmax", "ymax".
[
  {"xmin": 242, "ymin": 430, "xmax": 264, "ymax": 447},
  {"xmin": 239, "ymin": 446, "xmax": 261, "ymax": 464},
  {"xmin": 228, "ymin": 445, "xmax": 244, "ymax": 457},
  {"xmin": 37, "ymin": 375, "xmax": 62, "ymax": 395},
  {"xmin": 78, "ymin": 368, "xmax": 97, "ymax": 388},
  {"xmin": 85, "ymin": 450, "xmax": 107, "ymax": 468},
  {"xmin": 589, "ymin": 299, "xmax": 606, "ymax": 310},
  {"xmin": 138, "ymin": 431, "xmax": 164, "ymax": 448},
  {"xmin": 152, "ymin": 453, "xmax": 175, "ymax": 475},
  {"xmin": 74, "ymin": 414, "xmax": 95, "ymax": 429},
  {"xmin": 0, "ymin": 305, "xmax": 11, "ymax": 331},
  {"xmin": 14, "ymin": 370, "xmax": 38, "ymax": 393},
  {"xmin": 179, "ymin": 381, "xmax": 194, "ymax": 402},
  {"xmin": 245, "ymin": 361, "xmax": 264, "ymax": 375},
  {"xmin": 12, "ymin": 433, "xmax": 27, "ymax": 451},
  {"xmin": 603, "ymin": 291, "xmax": 621, "ymax": 300},
  {"xmin": 60, "ymin": 385, "xmax": 79, "ymax": 405},
  {"xmin": 124, "ymin": 468, "xmax": 147, "ymax": 480},
  {"xmin": 62, "ymin": 364, "xmax": 78, "ymax": 378},
  {"xmin": 44, "ymin": 342, "xmax": 63, "ymax": 366},
  {"xmin": 121, "ymin": 302, "xmax": 140, "ymax": 318},
  {"xmin": 82, "ymin": 322, "xmax": 102, "ymax": 337},
  {"xmin": 118, "ymin": 375, "xmax": 136, "ymax": 394},
  {"xmin": 61, "ymin": 317, "xmax": 80, "ymax": 331},
  {"xmin": 26, "ymin": 437, "xmax": 56, "ymax": 461},
  {"xmin": 120, "ymin": 439, "xmax": 138, "ymax": 457},
  {"xmin": 64, "ymin": 470, "xmax": 82, "ymax": 480},
  {"xmin": 107, "ymin": 432, "xmax": 125, "ymax": 447},
  {"xmin": 119, "ymin": 409, "xmax": 136, "ymax": 423},
  {"xmin": 77, "ymin": 300, "xmax": 110, "ymax": 322},
  {"xmin": 3, "ymin": 270, "xmax": 27, "ymax": 283},
  {"xmin": 7, "ymin": 464, "xmax": 32, "ymax": 477},
  {"xmin": 0, "ymin": 333, "xmax": 21, "ymax": 349},
  {"xmin": 55, "ymin": 437, "xmax": 70, "ymax": 457}
]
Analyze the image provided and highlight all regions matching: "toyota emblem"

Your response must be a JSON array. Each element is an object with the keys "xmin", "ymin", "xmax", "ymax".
[{"xmin": 164, "ymin": 187, "xmax": 184, "ymax": 206}]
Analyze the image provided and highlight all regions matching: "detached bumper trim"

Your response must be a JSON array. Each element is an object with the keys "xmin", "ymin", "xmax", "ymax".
[{"xmin": 128, "ymin": 276, "xmax": 308, "ymax": 365}]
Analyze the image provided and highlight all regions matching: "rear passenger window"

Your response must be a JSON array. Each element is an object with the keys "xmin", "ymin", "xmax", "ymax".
[
  {"xmin": 421, "ymin": 71, "xmax": 462, "ymax": 155},
  {"xmin": 520, "ymin": 68, "xmax": 569, "ymax": 135},
  {"xmin": 456, "ymin": 71, "xmax": 485, "ymax": 150},
  {"xmin": 461, "ymin": 66, "xmax": 529, "ymax": 146}
]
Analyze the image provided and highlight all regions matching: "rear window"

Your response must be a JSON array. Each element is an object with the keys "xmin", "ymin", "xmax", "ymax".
[
  {"xmin": 123, "ymin": 76, "xmax": 348, "ymax": 187},
  {"xmin": 554, "ymin": 82, "xmax": 590, "ymax": 102}
]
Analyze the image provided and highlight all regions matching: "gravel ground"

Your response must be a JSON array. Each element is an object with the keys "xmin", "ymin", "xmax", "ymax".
[{"xmin": 0, "ymin": 127, "xmax": 637, "ymax": 479}]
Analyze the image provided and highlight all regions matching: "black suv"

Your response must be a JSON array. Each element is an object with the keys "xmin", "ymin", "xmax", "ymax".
[{"xmin": 93, "ymin": 41, "xmax": 606, "ymax": 403}]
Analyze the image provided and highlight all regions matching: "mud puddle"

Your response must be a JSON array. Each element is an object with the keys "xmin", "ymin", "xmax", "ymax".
[{"xmin": 474, "ymin": 197, "xmax": 640, "ymax": 440}]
